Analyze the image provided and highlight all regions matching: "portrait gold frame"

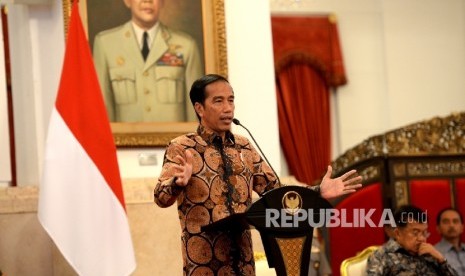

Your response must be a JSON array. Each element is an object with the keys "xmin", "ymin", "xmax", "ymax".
[{"xmin": 62, "ymin": 0, "xmax": 228, "ymax": 147}]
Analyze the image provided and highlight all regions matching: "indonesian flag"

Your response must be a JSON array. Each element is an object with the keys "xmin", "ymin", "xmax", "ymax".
[{"xmin": 37, "ymin": 1, "xmax": 136, "ymax": 275}]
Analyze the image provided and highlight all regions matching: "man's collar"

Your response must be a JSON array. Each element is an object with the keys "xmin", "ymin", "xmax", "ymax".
[
  {"xmin": 131, "ymin": 21, "xmax": 159, "ymax": 48},
  {"xmin": 385, "ymin": 239, "xmax": 402, "ymax": 253},
  {"xmin": 197, "ymin": 125, "xmax": 235, "ymax": 146},
  {"xmin": 438, "ymin": 238, "xmax": 465, "ymax": 252},
  {"xmin": 386, "ymin": 239, "xmax": 417, "ymax": 256}
]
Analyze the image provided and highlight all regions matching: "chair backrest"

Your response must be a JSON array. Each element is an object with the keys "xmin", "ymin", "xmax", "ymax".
[
  {"xmin": 328, "ymin": 183, "xmax": 386, "ymax": 276},
  {"xmin": 340, "ymin": 245, "xmax": 379, "ymax": 276}
]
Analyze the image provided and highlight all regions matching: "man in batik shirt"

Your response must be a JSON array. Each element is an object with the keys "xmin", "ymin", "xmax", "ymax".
[
  {"xmin": 154, "ymin": 74, "xmax": 363, "ymax": 276},
  {"xmin": 366, "ymin": 205, "xmax": 458, "ymax": 276}
]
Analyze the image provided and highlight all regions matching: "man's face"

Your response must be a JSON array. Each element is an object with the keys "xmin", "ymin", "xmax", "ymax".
[
  {"xmin": 124, "ymin": 0, "xmax": 162, "ymax": 29},
  {"xmin": 437, "ymin": 210, "xmax": 464, "ymax": 240},
  {"xmin": 395, "ymin": 221, "xmax": 429, "ymax": 255},
  {"xmin": 195, "ymin": 81, "xmax": 235, "ymax": 136}
]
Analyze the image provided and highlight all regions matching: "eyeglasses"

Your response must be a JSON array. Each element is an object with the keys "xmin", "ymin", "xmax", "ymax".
[{"xmin": 407, "ymin": 229, "xmax": 431, "ymax": 239}]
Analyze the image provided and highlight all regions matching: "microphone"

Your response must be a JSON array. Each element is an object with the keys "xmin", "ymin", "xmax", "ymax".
[{"xmin": 232, "ymin": 118, "xmax": 281, "ymax": 185}]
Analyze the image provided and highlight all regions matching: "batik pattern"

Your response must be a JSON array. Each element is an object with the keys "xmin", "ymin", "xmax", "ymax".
[
  {"xmin": 366, "ymin": 239, "xmax": 458, "ymax": 276},
  {"xmin": 155, "ymin": 125, "xmax": 280, "ymax": 276}
]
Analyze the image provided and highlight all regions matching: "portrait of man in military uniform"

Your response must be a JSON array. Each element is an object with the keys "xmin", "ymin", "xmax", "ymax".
[{"xmin": 89, "ymin": 0, "xmax": 204, "ymax": 122}]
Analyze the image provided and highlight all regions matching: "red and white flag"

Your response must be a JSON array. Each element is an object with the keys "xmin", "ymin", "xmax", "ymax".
[{"xmin": 38, "ymin": 1, "xmax": 136, "ymax": 275}]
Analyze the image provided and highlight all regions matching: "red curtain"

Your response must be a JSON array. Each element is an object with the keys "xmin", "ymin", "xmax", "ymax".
[
  {"xmin": 276, "ymin": 64, "xmax": 331, "ymax": 185},
  {"xmin": 272, "ymin": 16, "xmax": 347, "ymax": 185}
]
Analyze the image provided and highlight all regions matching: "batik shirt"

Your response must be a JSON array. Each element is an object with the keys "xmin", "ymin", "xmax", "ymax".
[
  {"xmin": 435, "ymin": 238, "xmax": 465, "ymax": 276},
  {"xmin": 366, "ymin": 239, "xmax": 458, "ymax": 276},
  {"xmin": 154, "ymin": 125, "xmax": 280, "ymax": 276}
]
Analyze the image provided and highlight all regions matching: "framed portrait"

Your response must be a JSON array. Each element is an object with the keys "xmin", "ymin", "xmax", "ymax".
[{"xmin": 62, "ymin": 0, "xmax": 228, "ymax": 147}]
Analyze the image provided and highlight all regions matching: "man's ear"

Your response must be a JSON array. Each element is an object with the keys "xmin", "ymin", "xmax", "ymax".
[
  {"xmin": 123, "ymin": 0, "xmax": 131, "ymax": 8},
  {"xmin": 459, "ymin": 223, "xmax": 464, "ymax": 235},
  {"xmin": 394, "ymin": 228, "xmax": 400, "ymax": 239},
  {"xmin": 194, "ymin": 102, "xmax": 203, "ymax": 118}
]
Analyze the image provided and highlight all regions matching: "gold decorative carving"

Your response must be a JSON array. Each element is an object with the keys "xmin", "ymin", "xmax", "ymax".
[
  {"xmin": 211, "ymin": 0, "xmax": 228, "ymax": 77},
  {"xmin": 332, "ymin": 112, "xmax": 465, "ymax": 172},
  {"xmin": 406, "ymin": 160, "xmax": 465, "ymax": 176},
  {"xmin": 111, "ymin": 122, "xmax": 197, "ymax": 147},
  {"xmin": 385, "ymin": 112, "xmax": 465, "ymax": 155},
  {"xmin": 393, "ymin": 163, "xmax": 406, "ymax": 177},
  {"xmin": 113, "ymin": 132, "xmax": 182, "ymax": 147},
  {"xmin": 394, "ymin": 181, "xmax": 408, "ymax": 208},
  {"xmin": 62, "ymin": 0, "xmax": 71, "ymax": 39},
  {"xmin": 358, "ymin": 165, "xmax": 380, "ymax": 183}
]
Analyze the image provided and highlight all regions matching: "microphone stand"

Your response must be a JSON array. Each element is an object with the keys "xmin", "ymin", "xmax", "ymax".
[{"xmin": 232, "ymin": 118, "xmax": 282, "ymax": 186}]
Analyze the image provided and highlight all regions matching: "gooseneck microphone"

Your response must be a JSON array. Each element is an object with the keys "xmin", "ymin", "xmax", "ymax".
[{"xmin": 232, "ymin": 118, "xmax": 282, "ymax": 185}]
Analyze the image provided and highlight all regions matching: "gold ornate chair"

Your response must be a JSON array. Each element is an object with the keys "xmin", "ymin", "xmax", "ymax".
[
  {"xmin": 340, "ymin": 245, "xmax": 379, "ymax": 276},
  {"xmin": 254, "ymin": 251, "xmax": 277, "ymax": 275}
]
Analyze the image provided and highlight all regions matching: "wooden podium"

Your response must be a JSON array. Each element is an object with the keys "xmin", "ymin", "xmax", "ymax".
[{"xmin": 202, "ymin": 185, "xmax": 332, "ymax": 276}]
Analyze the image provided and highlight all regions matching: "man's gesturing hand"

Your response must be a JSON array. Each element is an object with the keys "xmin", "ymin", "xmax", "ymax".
[
  {"xmin": 320, "ymin": 166, "xmax": 363, "ymax": 199},
  {"xmin": 173, "ymin": 150, "xmax": 193, "ymax": 187}
]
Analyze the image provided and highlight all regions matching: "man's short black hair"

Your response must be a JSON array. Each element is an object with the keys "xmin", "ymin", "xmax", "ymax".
[
  {"xmin": 436, "ymin": 207, "xmax": 463, "ymax": 225},
  {"xmin": 189, "ymin": 74, "xmax": 229, "ymax": 120},
  {"xmin": 394, "ymin": 205, "xmax": 428, "ymax": 228}
]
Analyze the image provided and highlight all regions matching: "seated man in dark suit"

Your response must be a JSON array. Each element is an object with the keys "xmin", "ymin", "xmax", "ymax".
[{"xmin": 366, "ymin": 205, "xmax": 458, "ymax": 276}]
